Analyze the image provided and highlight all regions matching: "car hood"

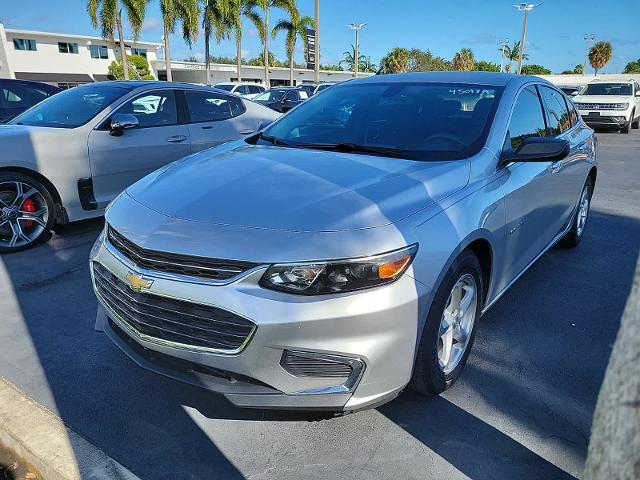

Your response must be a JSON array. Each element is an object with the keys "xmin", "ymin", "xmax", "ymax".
[
  {"xmin": 573, "ymin": 95, "xmax": 632, "ymax": 104},
  {"xmin": 125, "ymin": 143, "xmax": 470, "ymax": 232}
]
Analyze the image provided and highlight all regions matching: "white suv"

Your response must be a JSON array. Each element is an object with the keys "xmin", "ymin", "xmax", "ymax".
[
  {"xmin": 572, "ymin": 80, "xmax": 640, "ymax": 133},
  {"xmin": 213, "ymin": 82, "xmax": 266, "ymax": 100}
]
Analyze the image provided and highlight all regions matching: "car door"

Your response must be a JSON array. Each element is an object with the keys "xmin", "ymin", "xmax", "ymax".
[
  {"xmin": 88, "ymin": 89, "xmax": 191, "ymax": 207},
  {"xmin": 537, "ymin": 85, "xmax": 584, "ymax": 229},
  {"xmin": 281, "ymin": 90, "xmax": 302, "ymax": 112},
  {"xmin": 183, "ymin": 89, "xmax": 255, "ymax": 153},
  {"xmin": 499, "ymin": 85, "xmax": 565, "ymax": 279}
]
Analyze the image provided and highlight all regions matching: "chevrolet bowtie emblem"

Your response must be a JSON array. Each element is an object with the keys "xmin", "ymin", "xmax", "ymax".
[{"xmin": 125, "ymin": 272, "xmax": 154, "ymax": 291}]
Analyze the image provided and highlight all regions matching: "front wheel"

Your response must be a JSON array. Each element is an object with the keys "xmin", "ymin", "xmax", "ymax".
[
  {"xmin": 0, "ymin": 173, "xmax": 55, "ymax": 253},
  {"xmin": 411, "ymin": 250, "xmax": 484, "ymax": 396},
  {"xmin": 621, "ymin": 117, "xmax": 631, "ymax": 134},
  {"xmin": 631, "ymin": 111, "xmax": 639, "ymax": 129},
  {"xmin": 559, "ymin": 177, "xmax": 592, "ymax": 248}
]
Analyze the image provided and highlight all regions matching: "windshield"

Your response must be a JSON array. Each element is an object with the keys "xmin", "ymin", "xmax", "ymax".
[
  {"xmin": 254, "ymin": 90, "xmax": 288, "ymax": 102},
  {"xmin": 262, "ymin": 82, "xmax": 502, "ymax": 161},
  {"xmin": 10, "ymin": 85, "xmax": 129, "ymax": 128},
  {"xmin": 583, "ymin": 83, "xmax": 632, "ymax": 96},
  {"xmin": 215, "ymin": 84, "xmax": 235, "ymax": 92}
]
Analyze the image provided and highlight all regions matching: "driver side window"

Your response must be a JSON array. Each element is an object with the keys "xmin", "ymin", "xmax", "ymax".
[
  {"xmin": 506, "ymin": 86, "xmax": 547, "ymax": 150},
  {"xmin": 116, "ymin": 90, "xmax": 178, "ymax": 128}
]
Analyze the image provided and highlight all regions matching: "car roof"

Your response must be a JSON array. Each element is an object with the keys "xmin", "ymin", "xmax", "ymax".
[{"xmin": 353, "ymin": 71, "xmax": 538, "ymax": 88}]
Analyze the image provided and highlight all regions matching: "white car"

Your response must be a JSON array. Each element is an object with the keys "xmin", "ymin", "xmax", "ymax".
[
  {"xmin": 572, "ymin": 80, "xmax": 640, "ymax": 133},
  {"xmin": 214, "ymin": 82, "xmax": 266, "ymax": 100}
]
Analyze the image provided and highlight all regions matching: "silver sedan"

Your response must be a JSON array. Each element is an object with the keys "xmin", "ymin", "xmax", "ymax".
[
  {"xmin": 0, "ymin": 81, "xmax": 279, "ymax": 252},
  {"xmin": 90, "ymin": 72, "xmax": 597, "ymax": 412}
]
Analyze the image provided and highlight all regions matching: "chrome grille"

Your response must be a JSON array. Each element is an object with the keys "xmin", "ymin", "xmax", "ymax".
[
  {"xmin": 280, "ymin": 350, "xmax": 354, "ymax": 379},
  {"xmin": 107, "ymin": 226, "xmax": 258, "ymax": 281},
  {"xmin": 574, "ymin": 103, "xmax": 626, "ymax": 110},
  {"xmin": 93, "ymin": 262, "xmax": 255, "ymax": 352}
]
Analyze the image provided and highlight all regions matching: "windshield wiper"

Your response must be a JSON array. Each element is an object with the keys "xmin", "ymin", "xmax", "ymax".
[
  {"xmin": 257, "ymin": 132, "xmax": 291, "ymax": 147},
  {"xmin": 293, "ymin": 142, "xmax": 418, "ymax": 160}
]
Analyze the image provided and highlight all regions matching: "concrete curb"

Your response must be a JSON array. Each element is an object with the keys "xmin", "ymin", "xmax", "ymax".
[{"xmin": 0, "ymin": 377, "xmax": 141, "ymax": 480}]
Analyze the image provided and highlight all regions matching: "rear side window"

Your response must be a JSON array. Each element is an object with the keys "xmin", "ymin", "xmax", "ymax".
[
  {"xmin": 539, "ymin": 85, "xmax": 571, "ymax": 136},
  {"xmin": 248, "ymin": 85, "xmax": 263, "ymax": 94},
  {"xmin": 185, "ymin": 90, "xmax": 232, "ymax": 122},
  {"xmin": 229, "ymin": 96, "xmax": 245, "ymax": 117},
  {"xmin": 506, "ymin": 86, "xmax": 547, "ymax": 150},
  {"xmin": 2, "ymin": 84, "xmax": 50, "ymax": 107},
  {"xmin": 118, "ymin": 90, "xmax": 178, "ymax": 128},
  {"xmin": 566, "ymin": 97, "xmax": 578, "ymax": 126}
]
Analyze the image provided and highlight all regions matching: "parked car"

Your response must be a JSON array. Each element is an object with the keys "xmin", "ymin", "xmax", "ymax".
[
  {"xmin": 313, "ymin": 82, "xmax": 337, "ymax": 95},
  {"xmin": 213, "ymin": 82, "xmax": 266, "ymax": 100},
  {"xmin": 91, "ymin": 72, "xmax": 597, "ymax": 412},
  {"xmin": 0, "ymin": 81, "xmax": 279, "ymax": 252},
  {"xmin": 252, "ymin": 87, "xmax": 309, "ymax": 112},
  {"xmin": 572, "ymin": 79, "xmax": 640, "ymax": 133},
  {"xmin": 297, "ymin": 83, "xmax": 318, "ymax": 98},
  {"xmin": 559, "ymin": 85, "xmax": 581, "ymax": 97},
  {"xmin": 0, "ymin": 79, "xmax": 61, "ymax": 123}
]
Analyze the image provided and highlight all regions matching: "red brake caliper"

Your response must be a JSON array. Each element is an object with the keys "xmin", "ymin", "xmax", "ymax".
[{"xmin": 21, "ymin": 198, "xmax": 36, "ymax": 229}]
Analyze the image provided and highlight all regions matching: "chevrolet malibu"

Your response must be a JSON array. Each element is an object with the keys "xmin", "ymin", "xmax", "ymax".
[
  {"xmin": 0, "ymin": 81, "xmax": 279, "ymax": 252},
  {"xmin": 91, "ymin": 72, "xmax": 597, "ymax": 412}
]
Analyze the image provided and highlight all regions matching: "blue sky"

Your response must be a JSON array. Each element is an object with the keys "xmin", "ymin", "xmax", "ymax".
[{"xmin": 3, "ymin": 0, "xmax": 639, "ymax": 73}]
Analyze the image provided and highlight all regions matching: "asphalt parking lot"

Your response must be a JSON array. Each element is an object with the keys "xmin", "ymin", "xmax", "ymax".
[{"xmin": 0, "ymin": 130, "xmax": 638, "ymax": 480}]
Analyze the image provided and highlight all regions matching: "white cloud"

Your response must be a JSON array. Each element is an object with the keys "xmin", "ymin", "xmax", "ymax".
[{"xmin": 142, "ymin": 17, "xmax": 162, "ymax": 32}]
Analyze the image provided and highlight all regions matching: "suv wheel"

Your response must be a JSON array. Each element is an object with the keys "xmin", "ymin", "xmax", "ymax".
[
  {"xmin": 0, "ymin": 173, "xmax": 55, "ymax": 253},
  {"xmin": 621, "ymin": 117, "xmax": 631, "ymax": 134},
  {"xmin": 559, "ymin": 177, "xmax": 592, "ymax": 248},
  {"xmin": 631, "ymin": 110, "xmax": 639, "ymax": 129},
  {"xmin": 411, "ymin": 250, "xmax": 483, "ymax": 395}
]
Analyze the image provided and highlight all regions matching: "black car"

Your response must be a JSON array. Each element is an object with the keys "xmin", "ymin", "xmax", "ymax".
[
  {"xmin": 0, "ymin": 79, "xmax": 61, "ymax": 123},
  {"xmin": 252, "ymin": 87, "xmax": 309, "ymax": 113}
]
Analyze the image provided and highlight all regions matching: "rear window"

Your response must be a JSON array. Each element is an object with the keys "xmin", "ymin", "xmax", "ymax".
[{"xmin": 264, "ymin": 82, "xmax": 503, "ymax": 161}]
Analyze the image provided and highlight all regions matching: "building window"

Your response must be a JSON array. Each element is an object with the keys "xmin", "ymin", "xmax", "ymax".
[
  {"xmin": 89, "ymin": 44, "xmax": 109, "ymax": 59},
  {"xmin": 58, "ymin": 42, "xmax": 79, "ymax": 54},
  {"xmin": 131, "ymin": 48, "xmax": 147, "ymax": 58},
  {"xmin": 13, "ymin": 38, "xmax": 37, "ymax": 51}
]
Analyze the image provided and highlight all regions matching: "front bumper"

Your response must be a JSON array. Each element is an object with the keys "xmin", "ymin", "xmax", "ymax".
[
  {"xmin": 90, "ymin": 231, "xmax": 429, "ymax": 411},
  {"xmin": 578, "ymin": 110, "xmax": 630, "ymax": 128}
]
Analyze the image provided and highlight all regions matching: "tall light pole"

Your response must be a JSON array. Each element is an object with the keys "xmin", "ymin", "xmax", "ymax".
[
  {"xmin": 513, "ymin": 3, "xmax": 541, "ymax": 75},
  {"xmin": 499, "ymin": 37, "xmax": 509, "ymax": 72},
  {"xmin": 314, "ymin": 0, "xmax": 320, "ymax": 84},
  {"xmin": 583, "ymin": 34, "xmax": 595, "ymax": 75},
  {"xmin": 348, "ymin": 23, "xmax": 366, "ymax": 78}
]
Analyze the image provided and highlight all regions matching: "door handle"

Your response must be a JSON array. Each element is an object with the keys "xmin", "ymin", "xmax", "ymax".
[
  {"xmin": 167, "ymin": 135, "xmax": 187, "ymax": 143},
  {"xmin": 239, "ymin": 129, "xmax": 254, "ymax": 135}
]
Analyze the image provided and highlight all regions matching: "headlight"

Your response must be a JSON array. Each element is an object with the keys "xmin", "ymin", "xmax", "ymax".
[
  {"xmin": 614, "ymin": 102, "xmax": 630, "ymax": 110},
  {"xmin": 260, "ymin": 244, "xmax": 418, "ymax": 295}
]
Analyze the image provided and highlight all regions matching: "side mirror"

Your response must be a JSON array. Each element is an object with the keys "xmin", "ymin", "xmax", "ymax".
[
  {"xmin": 110, "ymin": 113, "xmax": 139, "ymax": 136},
  {"xmin": 501, "ymin": 137, "xmax": 570, "ymax": 165},
  {"xmin": 571, "ymin": 91, "xmax": 580, "ymax": 96},
  {"xmin": 258, "ymin": 120, "xmax": 272, "ymax": 131},
  {"xmin": 635, "ymin": 91, "xmax": 640, "ymax": 97}
]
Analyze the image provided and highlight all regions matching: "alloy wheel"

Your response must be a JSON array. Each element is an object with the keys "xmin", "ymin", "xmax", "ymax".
[
  {"xmin": 0, "ymin": 181, "xmax": 49, "ymax": 249},
  {"xmin": 576, "ymin": 185, "xmax": 590, "ymax": 237},
  {"xmin": 437, "ymin": 273, "xmax": 478, "ymax": 374}
]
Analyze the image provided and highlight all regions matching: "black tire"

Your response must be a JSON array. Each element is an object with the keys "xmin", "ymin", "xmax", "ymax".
[
  {"xmin": 0, "ymin": 172, "xmax": 55, "ymax": 254},
  {"xmin": 621, "ymin": 118, "xmax": 631, "ymax": 134},
  {"xmin": 559, "ymin": 176, "xmax": 593, "ymax": 248},
  {"xmin": 631, "ymin": 111, "xmax": 639, "ymax": 129},
  {"xmin": 411, "ymin": 250, "xmax": 484, "ymax": 396}
]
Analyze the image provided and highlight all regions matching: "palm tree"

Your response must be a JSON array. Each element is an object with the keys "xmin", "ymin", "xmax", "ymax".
[
  {"xmin": 339, "ymin": 45, "xmax": 366, "ymax": 72},
  {"xmin": 589, "ymin": 41, "xmax": 613, "ymax": 76},
  {"xmin": 272, "ymin": 14, "xmax": 313, "ymax": 85},
  {"xmin": 500, "ymin": 41, "xmax": 528, "ymax": 73},
  {"xmin": 453, "ymin": 48, "xmax": 475, "ymax": 71},
  {"xmin": 378, "ymin": 47, "xmax": 409, "ymax": 74},
  {"xmin": 87, "ymin": 0, "xmax": 148, "ymax": 80},
  {"xmin": 243, "ymin": 0, "xmax": 296, "ymax": 87},
  {"xmin": 202, "ymin": 0, "xmax": 233, "ymax": 84},
  {"xmin": 160, "ymin": 0, "xmax": 200, "ymax": 81},
  {"xmin": 359, "ymin": 56, "xmax": 377, "ymax": 73}
]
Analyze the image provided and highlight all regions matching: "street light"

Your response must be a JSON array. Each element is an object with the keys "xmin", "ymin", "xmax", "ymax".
[
  {"xmin": 348, "ymin": 23, "xmax": 366, "ymax": 78},
  {"xmin": 499, "ymin": 37, "xmax": 509, "ymax": 72},
  {"xmin": 583, "ymin": 34, "xmax": 596, "ymax": 76},
  {"xmin": 314, "ymin": 0, "xmax": 320, "ymax": 84},
  {"xmin": 513, "ymin": 3, "xmax": 541, "ymax": 75}
]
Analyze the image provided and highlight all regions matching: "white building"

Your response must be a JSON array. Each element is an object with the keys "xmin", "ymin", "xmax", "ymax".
[
  {"xmin": 0, "ymin": 24, "xmax": 161, "ymax": 87},
  {"xmin": 0, "ymin": 24, "xmax": 363, "ymax": 88}
]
